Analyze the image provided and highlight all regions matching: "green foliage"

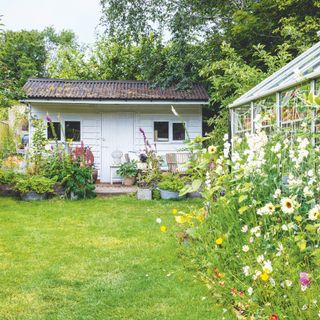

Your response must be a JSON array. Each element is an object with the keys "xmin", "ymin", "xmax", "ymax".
[
  {"xmin": 116, "ymin": 161, "xmax": 138, "ymax": 178},
  {"xmin": 14, "ymin": 175, "xmax": 56, "ymax": 194},
  {"xmin": 63, "ymin": 164, "xmax": 95, "ymax": 199},
  {"xmin": 43, "ymin": 145, "xmax": 96, "ymax": 200},
  {"xmin": 158, "ymin": 173, "xmax": 185, "ymax": 192},
  {"xmin": 28, "ymin": 118, "xmax": 48, "ymax": 175},
  {"xmin": 0, "ymin": 30, "xmax": 47, "ymax": 88},
  {"xmin": 202, "ymin": 42, "xmax": 292, "ymax": 148},
  {"xmin": 0, "ymin": 169, "xmax": 17, "ymax": 185},
  {"xmin": 152, "ymin": 188, "xmax": 161, "ymax": 200},
  {"xmin": 0, "ymin": 125, "xmax": 16, "ymax": 161},
  {"xmin": 0, "ymin": 27, "xmax": 76, "ymax": 110},
  {"xmin": 173, "ymin": 95, "xmax": 320, "ymax": 318}
]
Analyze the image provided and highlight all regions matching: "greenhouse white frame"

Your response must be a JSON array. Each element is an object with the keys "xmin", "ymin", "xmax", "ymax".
[{"xmin": 229, "ymin": 41, "xmax": 320, "ymax": 139}]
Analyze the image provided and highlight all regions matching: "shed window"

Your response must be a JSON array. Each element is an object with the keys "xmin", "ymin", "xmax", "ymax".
[
  {"xmin": 47, "ymin": 122, "xmax": 61, "ymax": 141},
  {"xmin": 154, "ymin": 122, "xmax": 169, "ymax": 141},
  {"xmin": 65, "ymin": 121, "xmax": 81, "ymax": 141},
  {"xmin": 173, "ymin": 123, "xmax": 185, "ymax": 140}
]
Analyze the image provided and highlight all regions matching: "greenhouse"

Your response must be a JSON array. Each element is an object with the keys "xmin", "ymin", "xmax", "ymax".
[{"xmin": 229, "ymin": 41, "xmax": 320, "ymax": 139}]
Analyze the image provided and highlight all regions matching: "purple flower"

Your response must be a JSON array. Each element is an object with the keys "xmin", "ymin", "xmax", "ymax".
[
  {"xmin": 139, "ymin": 127, "xmax": 147, "ymax": 140},
  {"xmin": 300, "ymin": 272, "xmax": 311, "ymax": 287},
  {"xmin": 46, "ymin": 115, "xmax": 52, "ymax": 123}
]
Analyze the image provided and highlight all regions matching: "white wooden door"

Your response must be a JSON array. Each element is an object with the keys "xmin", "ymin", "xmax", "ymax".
[{"xmin": 100, "ymin": 112, "xmax": 134, "ymax": 182}]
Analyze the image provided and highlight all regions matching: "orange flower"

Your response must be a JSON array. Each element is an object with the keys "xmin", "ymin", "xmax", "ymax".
[{"xmin": 270, "ymin": 314, "xmax": 279, "ymax": 320}]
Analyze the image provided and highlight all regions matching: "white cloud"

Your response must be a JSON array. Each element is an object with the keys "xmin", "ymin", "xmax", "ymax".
[{"xmin": 1, "ymin": 0, "xmax": 102, "ymax": 44}]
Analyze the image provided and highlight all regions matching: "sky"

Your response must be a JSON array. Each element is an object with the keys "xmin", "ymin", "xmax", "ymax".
[{"xmin": 1, "ymin": 0, "xmax": 102, "ymax": 44}]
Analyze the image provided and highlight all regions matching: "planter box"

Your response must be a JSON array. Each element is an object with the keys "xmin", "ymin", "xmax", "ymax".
[
  {"xmin": 52, "ymin": 183, "xmax": 65, "ymax": 196},
  {"xmin": 187, "ymin": 191, "xmax": 202, "ymax": 198},
  {"xmin": 159, "ymin": 189, "xmax": 184, "ymax": 200},
  {"xmin": 0, "ymin": 184, "xmax": 19, "ymax": 197},
  {"xmin": 137, "ymin": 188, "xmax": 152, "ymax": 200},
  {"xmin": 21, "ymin": 191, "xmax": 47, "ymax": 201}
]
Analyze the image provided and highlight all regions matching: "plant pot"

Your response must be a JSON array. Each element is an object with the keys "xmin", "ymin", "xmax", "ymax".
[
  {"xmin": 137, "ymin": 188, "xmax": 152, "ymax": 200},
  {"xmin": 187, "ymin": 191, "xmax": 202, "ymax": 198},
  {"xmin": 159, "ymin": 189, "xmax": 182, "ymax": 200},
  {"xmin": 21, "ymin": 191, "xmax": 47, "ymax": 201},
  {"xmin": 0, "ymin": 184, "xmax": 19, "ymax": 197},
  {"xmin": 92, "ymin": 168, "xmax": 98, "ymax": 183},
  {"xmin": 123, "ymin": 176, "xmax": 136, "ymax": 186},
  {"xmin": 52, "ymin": 183, "xmax": 65, "ymax": 196}
]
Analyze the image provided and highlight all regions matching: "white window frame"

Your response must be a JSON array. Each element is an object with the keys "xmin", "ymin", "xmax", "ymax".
[
  {"xmin": 153, "ymin": 120, "xmax": 187, "ymax": 143},
  {"xmin": 154, "ymin": 121, "xmax": 169, "ymax": 142},
  {"xmin": 47, "ymin": 121, "xmax": 62, "ymax": 142},
  {"xmin": 172, "ymin": 122, "xmax": 187, "ymax": 142},
  {"xmin": 46, "ymin": 118, "xmax": 82, "ymax": 143},
  {"xmin": 65, "ymin": 120, "xmax": 82, "ymax": 142}
]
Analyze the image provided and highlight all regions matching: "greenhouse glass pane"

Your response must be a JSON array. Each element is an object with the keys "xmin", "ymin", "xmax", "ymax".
[
  {"xmin": 234, "ymin": 105, "xmax": 251, "ymax": 135},
  {"xmin": 280, "ymin": 83, "xmax": 310, "ymax": 125},
  {"xmin": 254, "ymin": 95, "xmax": 277, "ymax": 129}
]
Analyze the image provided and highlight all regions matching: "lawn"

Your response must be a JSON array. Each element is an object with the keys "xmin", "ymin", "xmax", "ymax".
[{"xmin": 0, "ymin": 196, "xmax": 223, "ymax": 320}]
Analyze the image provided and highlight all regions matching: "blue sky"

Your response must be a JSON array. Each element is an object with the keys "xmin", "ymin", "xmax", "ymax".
[{"xmin": 1, "ymin": 0, "xmax": 102, "ymax": 44}]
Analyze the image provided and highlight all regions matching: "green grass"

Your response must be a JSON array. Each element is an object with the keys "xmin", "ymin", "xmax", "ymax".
[{"xmin": 0, "ymin": 196, "xmax": 222, "ymax": 320}]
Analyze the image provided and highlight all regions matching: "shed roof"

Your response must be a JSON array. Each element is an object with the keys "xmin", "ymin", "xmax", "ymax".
[
  {"xmin": 230, "ymin": 41, "xmax": 320, "ymax": 108},
  {"xmin": 23, "ymin": 78, "xmax": 209, "ymax": 102}
]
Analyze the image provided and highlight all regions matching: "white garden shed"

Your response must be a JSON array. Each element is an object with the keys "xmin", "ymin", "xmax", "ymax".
[
  {"xmin": 230, "ymin": 41, "xmax": 320, "ymax": 139},
  {"xmin": 22, "ymin": 78, "xmax": 208, "ymax": 182}
]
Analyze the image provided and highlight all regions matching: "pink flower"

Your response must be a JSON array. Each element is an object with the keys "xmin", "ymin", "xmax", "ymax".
[{"xmin": 299, "ymin": 272, "xmax": 311, "ymax": 287}]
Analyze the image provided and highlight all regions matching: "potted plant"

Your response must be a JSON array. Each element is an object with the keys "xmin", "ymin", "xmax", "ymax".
[
  {"xmin": 180, "ymin": 178, "xmax": 203, "ymax": 198},
  {"xmin": 158, "ymin": 173, "xmax": 185, "ymax": 200},
  {"xmin": 13, "ymin": 175, "xmax": 56, "ymax": 200},
  {"xmin": 136, "ymin": 169, "xmax": 160, "ymax": 200},
  {"xmin": 117, "ymin": 161, "xmax": 138, "ymax": 186},
  {"xmin": 0, "ymin": 169, "xmax": 20, "ymax": 197}
]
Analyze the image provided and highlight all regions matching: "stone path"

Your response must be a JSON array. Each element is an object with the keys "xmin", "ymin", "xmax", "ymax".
[{"xmin": 95, "ymin": 183, "xmax": 137, "ymax": 196}]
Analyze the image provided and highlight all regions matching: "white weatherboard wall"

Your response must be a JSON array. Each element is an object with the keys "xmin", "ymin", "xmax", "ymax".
[{"xmin": 29, "ymin": 103, "xmax": 203, "ymax": 182}]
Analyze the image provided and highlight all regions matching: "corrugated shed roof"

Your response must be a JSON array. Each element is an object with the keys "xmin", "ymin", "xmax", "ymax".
[{"xmin": 23, "ymin": 78, "xmax": 209, "ymax": 101}]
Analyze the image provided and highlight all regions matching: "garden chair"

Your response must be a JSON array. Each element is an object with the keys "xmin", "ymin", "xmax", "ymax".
[{"xmin": 165, "ymin": 153, "xmax": 190, "ymax": 173}]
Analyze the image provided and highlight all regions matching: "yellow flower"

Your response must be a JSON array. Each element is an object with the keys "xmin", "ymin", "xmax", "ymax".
[
  {"xmin": 175, "ymin": 215, "xmax": 188, "ymax": 224},
  {"xmin": 172, "ymin": 208, "xmax": 178, "ymax": 215},
  {"xmin": 215, "ymin": 237, "xmax": 223, "ymax": 245},
  {"xmin": 260, "ymin": 272, "xmax": 269, "ymax": 281},
  {"xmin": 196, "ymin": 214, "xmax": 205, "ymax": 223},
  {"xmin": 208, "ymin": 145, "xmax": 217, "ymax": 154},
  {"xmin": 160, "ymin": 225, "xmax": 167, "ymax": 233}
]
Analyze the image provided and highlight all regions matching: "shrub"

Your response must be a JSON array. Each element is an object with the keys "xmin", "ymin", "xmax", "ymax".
[
  {"xmin": 14, "ymin": 175, "xmax": 56, "ymax": 194},
  {"xmin": 158, "ymin": 173, "xmax": 185, "ymax": 192},
  {"xmin": 63, "ymin": 164, "xmax": 95, "ymax": 199},
  {"xmin": 43, "ymin": 144, "xmax": 96, "ymax": 199},
  {"xmin": 0, "ymin": 169, "xmax": 17, "ymax": 185},
  {"xmin": 172, "ymin": 95, "xmax": 320, "ymax": 318}
]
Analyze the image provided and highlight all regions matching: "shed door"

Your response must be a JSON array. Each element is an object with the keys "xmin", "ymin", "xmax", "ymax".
[{"xmin": 100, "ymin": 112, "xmax": 134, "ymax": 182}]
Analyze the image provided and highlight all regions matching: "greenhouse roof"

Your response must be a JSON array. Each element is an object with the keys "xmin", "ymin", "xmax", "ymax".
[{"xmin": 230, "ymin": 41, "xmax": 320, "ymax": 108}]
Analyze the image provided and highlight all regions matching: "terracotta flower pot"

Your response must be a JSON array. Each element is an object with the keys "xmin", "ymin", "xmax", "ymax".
[
  {"xmin": 123, "ymin": 176, "xmax": 136, "ymax": 186},
  {"xmin": 92, "ymin": 168, "xmax": 98, "ymax": 183}
]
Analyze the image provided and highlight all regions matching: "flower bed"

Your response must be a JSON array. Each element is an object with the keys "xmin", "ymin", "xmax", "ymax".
[{"xmin": 169, "ymin": 96, "xmax": 320, "ymax": 319}]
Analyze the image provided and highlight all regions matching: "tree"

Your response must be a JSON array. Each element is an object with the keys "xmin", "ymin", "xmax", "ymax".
[
  {"xmin": 202, "ymin": 42, "xmax": 292, "ymax": 146},
  {"xmin": 0, "ymin": 27, "xmax": 77, "ymax": 113}
]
